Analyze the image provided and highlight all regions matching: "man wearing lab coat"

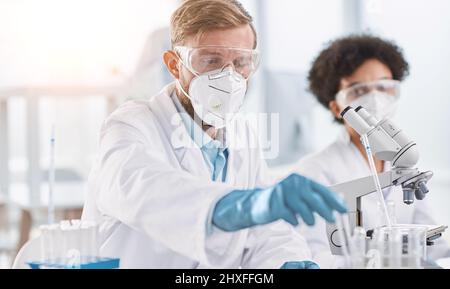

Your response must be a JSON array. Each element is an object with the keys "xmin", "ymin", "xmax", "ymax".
[{"xmin": 82, "ymin": 0, "xmax": 347, "ymax": 269}]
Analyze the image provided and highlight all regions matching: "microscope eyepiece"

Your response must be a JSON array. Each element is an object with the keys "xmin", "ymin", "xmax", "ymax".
[
  {"xmin": 355, "ymin": 106, "xmax": 364, "ymax": 112},
  {"xmin": 340, "ymin": 106, "xmax": 353, "ymax": 117}
]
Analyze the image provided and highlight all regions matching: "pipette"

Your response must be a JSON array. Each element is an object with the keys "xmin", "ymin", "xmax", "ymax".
[
  {"xmin": 361, "ymin": 134, "xmax": 391, "ymax": 228},
  {"xmin": 48, "ymin": 125, "xmax": 55, "ymax": 225}
]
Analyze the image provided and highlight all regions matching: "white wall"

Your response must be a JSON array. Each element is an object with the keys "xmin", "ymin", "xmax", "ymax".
[
  {"xmin": 0, "ymin": 0, "xmax": 178, "ymax": 86},
  {"xmin": 264, "ymin": 0, "xmax": 345, "ymax": 72},
  {"xmin": 263, "ymin": 0, "xmax": 346, "ymax": 154},
  {"xmin": 0, "ymin": 0, "xmax": 180, "ymax": 179}
]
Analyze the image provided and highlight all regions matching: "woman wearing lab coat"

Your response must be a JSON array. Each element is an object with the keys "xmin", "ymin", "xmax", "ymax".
[{"xmin": 293, "ymin": 35, "xmax": 450, "ymax": 268}]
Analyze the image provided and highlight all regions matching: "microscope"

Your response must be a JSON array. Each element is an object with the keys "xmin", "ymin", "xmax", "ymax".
[{"xmin": 327, "ymin": 106, "xmax": 447, "ymax": 255}]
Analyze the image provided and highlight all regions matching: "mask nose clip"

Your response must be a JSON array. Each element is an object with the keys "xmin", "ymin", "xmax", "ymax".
[{"xmin": 209, "ymin": 67, "xmax": 234, "ymax": 80}]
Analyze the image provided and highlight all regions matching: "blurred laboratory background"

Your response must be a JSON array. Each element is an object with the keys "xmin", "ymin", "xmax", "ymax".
[{"xmin": 0, "ymin": 0, "xmax": 449, "ymax": 268}]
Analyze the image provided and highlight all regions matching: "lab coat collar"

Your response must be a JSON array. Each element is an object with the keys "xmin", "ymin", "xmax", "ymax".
[
  {"xmin": 150, "ymin": 83, "xmax": 210, "ymax": 179},
  {"xmin": 169, "ymin": 90, "xmax": 228, "ymax": 150},
  {"xmin": 155, "ymin": 83, "xmax": 234, "ymax": 151},
  {"xmin": 155, "ymin": 83, "xmax": 196, "ymax": 150},
  {"xmin": 337, "ymin": 127, "xmax": 352, "ymax": 145},
  {"xmin": 150, "ymin": 82, "xmax": 246, "ymax": 181}
]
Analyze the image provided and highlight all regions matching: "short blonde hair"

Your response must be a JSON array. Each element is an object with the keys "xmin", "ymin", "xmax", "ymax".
[{"xmin": 170, "ymin": 0, "xmax": 257, "ymax": 48}]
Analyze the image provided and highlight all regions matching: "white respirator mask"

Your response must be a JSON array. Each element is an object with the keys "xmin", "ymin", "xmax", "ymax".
[
  {"xmin": 177, "ymin": 67, "xmax": 247, "ymax": 129},
  {"xmin": 349, "ymin": 91, "xmax": 399, "ymax": 121}
]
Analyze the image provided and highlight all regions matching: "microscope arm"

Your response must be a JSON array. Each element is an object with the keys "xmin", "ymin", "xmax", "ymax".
[
  {"xmin": 331, "ymin": 171, "xmax": 396, "ymax": 212},
  {"xmin": 326, "ymin": 168, "xmax": 432, "ymax": 254},
  {"xmin": 330, "ymin": 168, "xmax": 424, "ymax": 213},
  {"xmin": 329, "ymin": 167, "xmax": 431, "ymax": 226}
]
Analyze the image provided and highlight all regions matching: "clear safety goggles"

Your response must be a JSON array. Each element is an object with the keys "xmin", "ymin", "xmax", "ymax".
[
  {"xmin": 336, "ymin": 79, "xmax": 401, "ymax": 105},
  {"xmin": 174, "ymin": 45, "xmax": 260, "ymax": 79}
]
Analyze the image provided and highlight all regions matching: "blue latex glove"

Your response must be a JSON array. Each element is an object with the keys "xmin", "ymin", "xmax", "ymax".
[
  {"xmin": 281, "ymin": 261, "xmax": 320, "ymax": 269},
  {"xmin": 212, "ymin": 173, "xmax": 347, "ymax": 231}
]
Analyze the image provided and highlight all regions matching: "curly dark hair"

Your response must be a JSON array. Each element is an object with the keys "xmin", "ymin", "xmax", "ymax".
[{"xmin": 308, "ymin": 34, "xmax": 410, "ymax": 121}]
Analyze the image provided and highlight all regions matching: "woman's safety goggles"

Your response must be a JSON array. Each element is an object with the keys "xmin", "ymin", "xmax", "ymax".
[
  {"xmin": 174, "ymin": 45, "xmax": 260, "ymax": 79},
  {"xmin": 336, "ymin": 79, "xmax": 401, "ymax": 105}
]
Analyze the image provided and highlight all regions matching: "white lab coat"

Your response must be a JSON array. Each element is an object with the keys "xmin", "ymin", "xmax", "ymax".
[
  {"xmin": 292, "ymin": 129, "xmax": 450, "ymax": 268},
  {"xmin": 82, "ymin": 82, "xmax": 311, "ymax": 269}
]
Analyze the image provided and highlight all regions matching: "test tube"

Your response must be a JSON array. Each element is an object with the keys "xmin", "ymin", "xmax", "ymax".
[
  {"xmin": 375, "ymin": 227, "xmax": 403, "ymax": 269},
  {"xmin": 39, "ymin": 225, "xmax": 51, "ymax": 263},
  {"xmin": 60, "ymin": 220, "xmax": 81, "ymax": 268},
  {"xmin": 405, "ymin": 227, "xmax": 427, "ymax": 268},
  {"xmin": 48, "ymin": 224, "xmax": 63, "ymax": 265},
  {"xmin": 366, "ymin": 229, "xmax": 382, "ymax": 269},
  {"xmin": 387, "ymin": 201, "xmax": 397, "ymax": 225},
  {"xmin": 388, "ymin": 228, "xmax": 402, "ymax": 269},
  {"xmin": 81, "ymin": 221, "xmax": 99, "ymax": 262},
  {"xmin": 351, "ymin": 227, "xmax": 367, "ymax": 269}
]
